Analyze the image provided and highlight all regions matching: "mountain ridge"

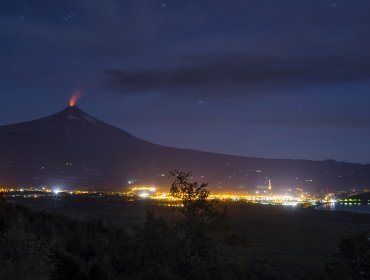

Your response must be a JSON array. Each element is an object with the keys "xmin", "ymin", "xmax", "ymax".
[{"xmin": 1, "ymin": 106, "xmax": 370, "ymax": 192}]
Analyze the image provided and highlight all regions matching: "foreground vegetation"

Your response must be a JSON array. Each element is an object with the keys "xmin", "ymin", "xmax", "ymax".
[{"xmin": 1, "ymin": 172, "xmax": 370, "ymax": 279}]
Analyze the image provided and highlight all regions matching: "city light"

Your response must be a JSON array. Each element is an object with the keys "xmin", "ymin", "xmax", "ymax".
[
  {"xmin": 138, "ymin": 192, "xmax": 150, "ymax": 198},
  {"xmin": 1, "ymin": 185, "xmax": 368, "ymax": 209},
  {"xmin": 53, "ymin": 188, "xmax": 60, "ymax": 195}
]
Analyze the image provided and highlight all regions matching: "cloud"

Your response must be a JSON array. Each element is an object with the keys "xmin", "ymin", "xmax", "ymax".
[{"xmin": 104, "ymin": 52, "xmax": 370, "ymax": 96}]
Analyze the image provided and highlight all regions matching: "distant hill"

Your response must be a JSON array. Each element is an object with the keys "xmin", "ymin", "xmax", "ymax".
[
  {"xmin": 349, "ymin": 192, "xmax": 370, "ymax": 201},
  {"xmin": 1, "ymin": 106, "xmax": 370, "ymax": 192}
]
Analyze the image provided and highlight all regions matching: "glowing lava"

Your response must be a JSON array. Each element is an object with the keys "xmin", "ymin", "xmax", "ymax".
[{"xmin": 69, "ymin": 89, "xmax": 84, "ymax": 107}]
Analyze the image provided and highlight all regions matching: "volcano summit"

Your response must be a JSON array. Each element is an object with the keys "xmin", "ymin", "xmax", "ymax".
[{"xmin": 1, "ymin": 106, "xmax": 370, "ymax": 192}]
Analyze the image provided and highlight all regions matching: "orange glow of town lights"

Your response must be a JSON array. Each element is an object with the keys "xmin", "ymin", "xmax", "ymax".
[{"xmin": 69, "ymin": 90, "xmax": 84, "ymax": 107}]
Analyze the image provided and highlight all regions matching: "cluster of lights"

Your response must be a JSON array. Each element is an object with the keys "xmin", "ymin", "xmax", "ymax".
[
  {"xmin": 2, "ymin": 185, "xmax": 369, "ymax": 207},
  {"xmin": 127, "ymin": 186, "xmax": 158, "ymax": 198},
  {"xmin": 129, "ymin": 190, "xmax": 314, "ymax": 206}
]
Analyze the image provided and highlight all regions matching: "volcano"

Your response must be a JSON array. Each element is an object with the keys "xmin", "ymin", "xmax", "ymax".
[{"xmin": 1, "ymin": 106, "xmax": 370, "ymax": 191}]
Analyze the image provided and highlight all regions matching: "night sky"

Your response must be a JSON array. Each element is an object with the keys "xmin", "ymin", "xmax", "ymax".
[{"xmin": 1, "ymin": 0, "xmax": 370, "ymax": 163}]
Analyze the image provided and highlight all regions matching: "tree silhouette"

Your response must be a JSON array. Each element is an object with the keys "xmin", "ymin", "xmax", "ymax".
[
  {"xmin": 170, "ymin": 170, "xmax": 225, "ymax": 230},
  {"xmin": 168, "ymin": 170, "xmax": 233, "ymax": 279}
]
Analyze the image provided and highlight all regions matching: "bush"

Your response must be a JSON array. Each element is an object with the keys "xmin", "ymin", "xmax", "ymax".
[{"xmin": 326, "ymin": 235, "xmax": 370, "ymax": 280}]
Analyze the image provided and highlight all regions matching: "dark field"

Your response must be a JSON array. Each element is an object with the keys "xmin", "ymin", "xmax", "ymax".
[{"xmin": 8, "ymin": 194, "xmax": 370, "ymax": 279}]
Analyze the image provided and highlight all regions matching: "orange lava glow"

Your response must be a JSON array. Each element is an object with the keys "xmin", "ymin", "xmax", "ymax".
[{"xmin": 69, "ymin": 90, "xmax": 83, "ymax": 106}]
